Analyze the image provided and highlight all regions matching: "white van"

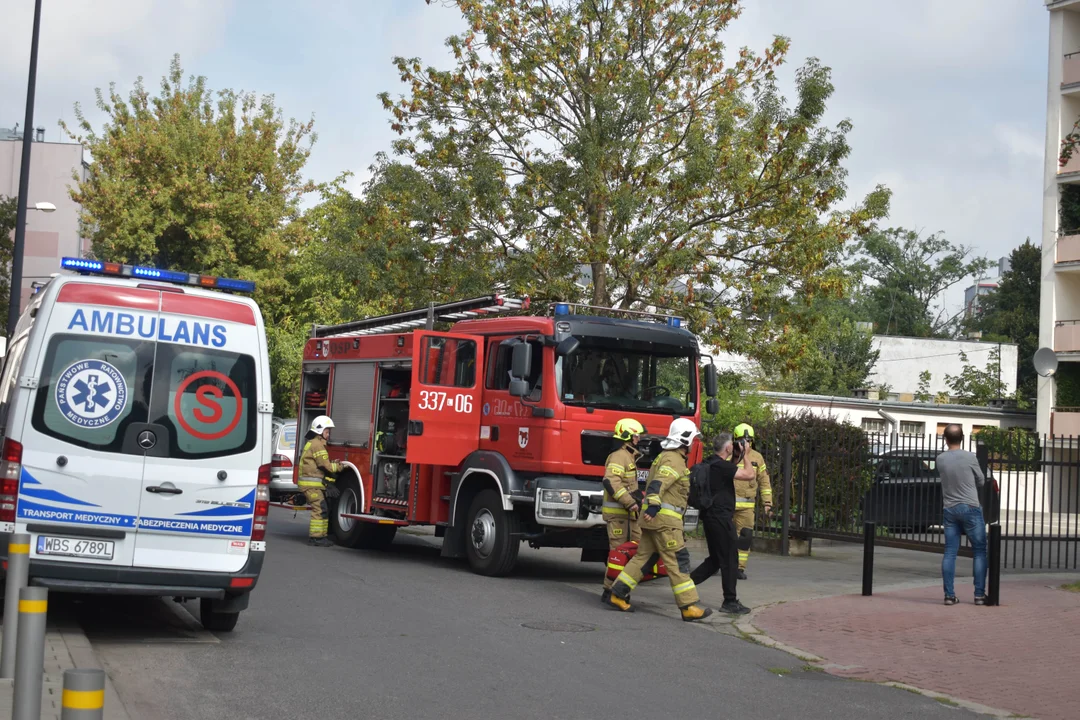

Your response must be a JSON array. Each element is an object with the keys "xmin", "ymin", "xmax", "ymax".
[{"xmin": 0, "ymin": 258, "xmax": 273, "ymax": 631}]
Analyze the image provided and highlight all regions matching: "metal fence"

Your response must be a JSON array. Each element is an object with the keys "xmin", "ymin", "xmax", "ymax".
[{"xmin": 745, "ymin": 431, "xmax": 1080, "ymax": 571}]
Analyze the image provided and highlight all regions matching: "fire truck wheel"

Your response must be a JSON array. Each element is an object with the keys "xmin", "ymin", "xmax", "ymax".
[
  {"xmin": 331, "ymin": 476, "xmax": 398, "ymax": 550},
  {"xmin": 465, "ymin": 489, "xmax": 520, "ymax": 576}
]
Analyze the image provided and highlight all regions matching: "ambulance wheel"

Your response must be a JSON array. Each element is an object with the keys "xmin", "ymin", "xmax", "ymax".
[
  {"xmin": 465, "ymin": 489, "xmax": 520, "ymax": 576},
  {"xmin": 331, "ymin": 477, "xmax": 397, "ymax": 550},
  {"xmin": 199, "ymin": 599, "xmax": 240, "ymax": 633}
]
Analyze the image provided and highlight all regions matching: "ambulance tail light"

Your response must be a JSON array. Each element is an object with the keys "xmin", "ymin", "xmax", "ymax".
[
  {"xmin": 0, "ymin": 439, "xmax": 23, "ymax": 523},
  {"xmin": 271, "ymin": 454, "xmax": 292, "ymax": 469},
  {"xmin": 252, "ymin": 463, "xmax": 271, "ymax": 541}
]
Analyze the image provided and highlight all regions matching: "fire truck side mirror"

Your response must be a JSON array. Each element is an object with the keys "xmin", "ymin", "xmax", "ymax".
[
  {"xmin": 706, "ymin": 398, "xmax": 719, "ymax": 415},
  {"xmin": 704, "ymin": 364, "xmax": 718, "ymax": 397},
  {"xmin": 509, "ymin": 378, "xmax": 531, "ymax": 398},
  {"xmin": 511, "ymin": 341, "xmax": 532, "ymax": 380},
  {"xmin": 555, "ymin": 336, "xmax": 579, "ymax": 357}
]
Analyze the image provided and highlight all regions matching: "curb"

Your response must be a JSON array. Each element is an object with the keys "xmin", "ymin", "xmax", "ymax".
[{"xmin": 734, "ymin": 602, "xmax": 1027, "ymax": 720}]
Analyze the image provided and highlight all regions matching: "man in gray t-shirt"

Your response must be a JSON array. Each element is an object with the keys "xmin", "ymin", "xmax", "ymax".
[{"xmin": 936, "ymin": 424, "xmax": 989, "ymax": 605}]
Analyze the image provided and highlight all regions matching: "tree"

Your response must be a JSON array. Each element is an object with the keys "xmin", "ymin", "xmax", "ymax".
[
  {"xmin": 385, "ymin": 0, "xmax": 889, "ymax": 369},
  {"xmin": 0, "ymin": 195, "xmax": 14, "ymax": 329},
  {"xmin": 60, "ymin": 56, "xmax": 317, "ymax": 406},
  {"xmin": 945, "ymin": 348, "xmax": 1007, "ymax": 406},
  {"xmin": 853, "ymin": 227, "xmax": 992, "ymax": 338},
  {"xmin": 758, "ymin": 298, "xmax": 878, "ymax": 396},
  {"xmin": 700, "ymin": 370, "xmax": 773, "ymax": 441},
  {"xmin": 965, "ymin": 240, "xmax": 1040, "ymax": 401},
  {"xmin": 915, "ymin": 370, "xmax": 932, "ymax": 403}
]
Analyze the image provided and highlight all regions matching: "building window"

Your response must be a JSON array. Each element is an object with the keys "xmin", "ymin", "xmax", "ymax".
[
  {"xmin": 899, "ymin": 421, "xmax": 925, "ymax": 436},
  {"xmin": 861, "ymin": 418, "xmax": 886, "ymax": 433}
]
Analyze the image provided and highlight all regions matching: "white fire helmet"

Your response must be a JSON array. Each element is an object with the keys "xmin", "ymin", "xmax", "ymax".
[
  {"xmin": 310, "ymin": 415, "xmax": 336, "ymax": 435},
  {"xmin": 661, "ymin": 417, "xmax": 700, "ymax": 450}
]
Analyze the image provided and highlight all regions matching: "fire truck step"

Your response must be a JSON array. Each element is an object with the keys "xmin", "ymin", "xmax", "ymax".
[{"xmin": 339, "ymin": 512, "xmax": 410, "ymax": 526}]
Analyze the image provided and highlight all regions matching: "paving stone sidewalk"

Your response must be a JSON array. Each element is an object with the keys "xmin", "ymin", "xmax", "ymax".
[
  {"xmin": 751, "ymin": 577, "xmax": 1080, "ymax": 720},
  {"xmin": 0, "ymin": 616, "xmax": 129, "ymax": 720}
]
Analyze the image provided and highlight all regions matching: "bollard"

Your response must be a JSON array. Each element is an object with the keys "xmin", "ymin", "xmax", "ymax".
[
  {"xmin": 987, "ymin": 522, "xmax": 1002, "ymax": 607},
  {"xmin": 12, "ymin": 586, "xmax": 47, "ymax": 720},
  {"xmin": 61, "ymin": 668, "xmax": 106, "ymax": 720},
  {"xmin": 862, "ymin": 521, "xmax": 875, "ymax": 596},
  {"xmin": 0, "ymin": 532, "xmax": 31, "ymax": 678}
]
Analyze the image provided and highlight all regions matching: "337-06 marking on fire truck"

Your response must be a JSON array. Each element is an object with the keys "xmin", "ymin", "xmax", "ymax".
[{"xmin": 417, "ymin": 390, "xmax": 473, "ymax": 413}]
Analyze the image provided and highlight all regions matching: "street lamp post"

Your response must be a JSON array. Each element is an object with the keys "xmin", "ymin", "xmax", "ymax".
[{"xmin": 8, "ymin": 0, "xmax": 44, "ymax": 336}]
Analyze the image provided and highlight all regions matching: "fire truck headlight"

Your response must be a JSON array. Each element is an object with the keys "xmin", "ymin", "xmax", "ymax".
[{"xmin": 541, "ymin": 490, "xmax": 574, "ymax": 504}]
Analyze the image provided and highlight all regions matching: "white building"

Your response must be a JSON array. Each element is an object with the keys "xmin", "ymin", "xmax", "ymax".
[
  {"xmin": 761, "ymin": 391, "xmax": 1035, "ymax": 440},
  {"xmin": 710, "ymin": 335, "xmax": 1018, "ymax": 402},
  {"xmin": 0, "ymin": 127, "xmax": 88, "ymax": 316}
]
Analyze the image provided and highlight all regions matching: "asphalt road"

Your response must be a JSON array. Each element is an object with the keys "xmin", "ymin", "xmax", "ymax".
[{"xmin": 65, "ymin": 508, "xmax": 990, "ymax": 720}]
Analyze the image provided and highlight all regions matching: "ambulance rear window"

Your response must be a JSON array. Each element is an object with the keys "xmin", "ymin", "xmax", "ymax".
[
  {"xmin": 149, "ymin": 345, "xmax": 257, "ymax": 459},
  {"xmin": 32, "ymin": 336, "xmax": 151, "ymax": 452}
]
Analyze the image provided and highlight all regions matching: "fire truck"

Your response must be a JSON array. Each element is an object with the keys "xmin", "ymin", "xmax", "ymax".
[{"xmin": 293, "ymin": 296, "xmax": 719, "ymax": 576}]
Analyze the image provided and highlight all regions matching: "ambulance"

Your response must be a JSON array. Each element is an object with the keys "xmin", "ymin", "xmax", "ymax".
[{"xmin": 0, "ymin": 258, "xmax": 273, "ymax": 632}]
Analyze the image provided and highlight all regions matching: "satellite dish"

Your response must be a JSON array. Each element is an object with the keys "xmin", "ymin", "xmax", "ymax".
[{"xmin": 1033, "ymin": 347, "xmax": 1059, "ymax": 378}]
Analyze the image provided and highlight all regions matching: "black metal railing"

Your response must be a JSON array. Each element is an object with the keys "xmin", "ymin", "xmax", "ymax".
[{"xmin": 743, "ymin": 430, "xmax": 1079, "ymax": 570}]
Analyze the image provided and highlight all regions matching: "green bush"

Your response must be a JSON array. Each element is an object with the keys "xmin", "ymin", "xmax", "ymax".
[
  {"xmin": 976, "ymin": 426, "xmax": 1039, "ymax": 469},
  {"xmin": 700, "ymin": 369, "xmax": 774, "ymax": 442},
  {"xmin": 1056, "ymin": 363, "xmax": 1080, "ymax": 408},
  {"xmin": 755, "ymin": 410, "xmax": 873, "ymax": 533}
]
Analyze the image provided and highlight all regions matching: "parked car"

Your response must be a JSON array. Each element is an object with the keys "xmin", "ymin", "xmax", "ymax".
[
  {"xmin": 863, "ymin": 446, "xmax": 943, "ymax": 532},
  {"xmin": 270, "ymin": 418, "xmax": 298, "ymax": 498}
]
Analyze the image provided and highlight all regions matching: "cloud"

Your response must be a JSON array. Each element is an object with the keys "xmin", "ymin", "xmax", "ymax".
[{"xmin": 994, "ymin": 123, "xmax": 1045, "ymax": 161}]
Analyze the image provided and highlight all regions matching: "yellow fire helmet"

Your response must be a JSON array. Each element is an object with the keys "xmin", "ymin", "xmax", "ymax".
[
  {"xmin": 613, "ymin": 418, "xmax": 645, "ymax": 442},
  {"xmin": 733, "ymin": 423, "xmax": 755, "ymax": 440}
]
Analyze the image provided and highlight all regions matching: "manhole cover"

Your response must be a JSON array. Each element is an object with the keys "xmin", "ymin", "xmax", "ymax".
[{"xmin": 521, "ymin": 621, "xmax": 595, "ymax": 632}]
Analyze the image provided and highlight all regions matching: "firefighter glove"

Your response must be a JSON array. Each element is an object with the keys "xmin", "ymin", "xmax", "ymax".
[
  {"xmin": 631, "ymin": 490, "xmax": 645, "ymax": 505},
  {"xmin": 643, "ymin": 504, "xmax": 659, "ymax": 520},
  {"xmin": 324, "ymin": 483, "xmax": 341, "ymax": 500}
]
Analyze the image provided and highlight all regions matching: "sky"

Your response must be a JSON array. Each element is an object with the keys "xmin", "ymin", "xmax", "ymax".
[{"xmin": 0, "ymin": 0, "xmax": 1050, "ymax": 316}]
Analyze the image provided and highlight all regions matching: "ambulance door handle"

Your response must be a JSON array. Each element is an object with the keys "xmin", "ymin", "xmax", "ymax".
[{"xmin": 146, "ymin": 486, "xmax": 183, "ymax": 495}]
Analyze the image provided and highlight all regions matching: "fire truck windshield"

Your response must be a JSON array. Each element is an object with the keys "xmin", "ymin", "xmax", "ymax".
[{"xmin": 560, "ymin": 338, "xmax": 696, "ymax": 415}]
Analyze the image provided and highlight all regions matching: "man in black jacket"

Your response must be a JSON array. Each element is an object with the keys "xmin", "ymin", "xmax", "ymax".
[{"xmin": 690, "ymin": 433, "xmax": 754, "ymax": 615}]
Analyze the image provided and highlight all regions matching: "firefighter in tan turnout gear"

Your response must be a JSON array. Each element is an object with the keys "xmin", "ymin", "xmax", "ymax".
[
  {"xmin": 299, "ymin": 415, "xmax": 342, "ymax": 547},
  {"xmin": 600, "ymin": 418, "xmax": 645, "ymax": 604},
  {"xmin": 606, "ymin": 418, "xmax": 713, "ymax": 622},
  {"xmin": 733, "ymin": 423, "xmax": 772, "ymax": 578}
]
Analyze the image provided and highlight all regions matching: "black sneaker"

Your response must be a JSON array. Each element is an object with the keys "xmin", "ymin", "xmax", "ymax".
[
  {"xmin": 944, "ymin": 596, "xmax": 959, "ymax": 606},
  {"xmin": 737, "ymin": 570, "xmax": 747, "ymax": 580},
  {"xmin": 974, "ymin": 596, "xmax": 987, "ymax": 606},
  {"xmin": 720, "ymin": 600, "xmax": 751, "ymax": 615}
]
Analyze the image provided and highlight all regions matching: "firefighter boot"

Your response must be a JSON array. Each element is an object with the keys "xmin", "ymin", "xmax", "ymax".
[
  {"xmin": 605, "ymin": 593, "xmax": 634, "ymax": 613},
  {"xmin": 680, "ymin": 604, "xmax": 713, "ymax": 623},
  {"xmin": 309, "ymin": 537, "xmax": 334, "ymax": 547},
  {"xmin": 601, "ymin": 589, "xmax": 612, "ymax": 605}
]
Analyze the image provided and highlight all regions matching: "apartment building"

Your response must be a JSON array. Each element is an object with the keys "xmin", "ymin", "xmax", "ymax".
[{"xmin": 0, "ymin": 127, "xmax": 88, "ymax": 315}]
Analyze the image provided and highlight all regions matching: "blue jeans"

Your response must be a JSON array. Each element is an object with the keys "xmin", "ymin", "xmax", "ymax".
[{"xmin": 942, "ymin": 504, "xmax": 987, "ymax": 599}]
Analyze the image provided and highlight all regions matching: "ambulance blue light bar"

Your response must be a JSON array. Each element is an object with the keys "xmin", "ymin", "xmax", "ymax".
[{"xmin": 60, "ymin": 257, "xmax": 256, "ymax": 294}]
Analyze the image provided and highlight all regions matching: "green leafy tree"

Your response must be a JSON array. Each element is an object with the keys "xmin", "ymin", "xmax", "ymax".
[
  {"xmin": 758, "ymin": 299, "xmax": 877, "ymax": 396},
  {"xmin": 60, "ymin": 55, "xmax": 317, "ymax": 407},
  {"xmin": 0, "ymin": 195, "xmax": 14, "ymax": 328},
  {"xmin": 853, "ymin": 227, "xmax": 992, "ymax": 338},
  {"xmin": 385, "ymin": 0, "xmax": 889, "ymax": 371},
  {"xmin": 915, "ymin": 370, "xmax": 932, "ymax": 403},
  {"xmin": 945, "ymin": 348, "xmax": 1008, "ymax": 406},
  {"xmin": 965, "ymin": 240, "xmax": 1039, "ymax": 401},
  {"xmin": 701, "ymin": 370, "xmax": 773, "ymax": 442}
]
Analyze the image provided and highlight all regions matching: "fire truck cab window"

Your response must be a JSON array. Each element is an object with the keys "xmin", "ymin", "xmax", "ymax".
[
  {"xmin": 420, "ymin": 336, "xmax": 477, "ymax": 388},
  {"xmin": 486, "ymin": 339, "xmax": 543, "ymax": 392},
  {"xmin": 561, "ymin": 338, "xmax": 695, "ymax": 416}
]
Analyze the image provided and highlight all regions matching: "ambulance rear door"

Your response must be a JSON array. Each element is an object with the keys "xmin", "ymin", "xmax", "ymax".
[{"xmin": 131, "ymin": 292, "xmax": 267, "ymax": 573}]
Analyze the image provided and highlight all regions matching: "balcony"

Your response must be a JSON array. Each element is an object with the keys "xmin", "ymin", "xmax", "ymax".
[
  {"xmin": 1053, "ymin": 408, "xmax": 1080, "ymax": 436},
  {"xmin": 1055, "ymin": 320, "xmax": 1080, "ymax": 352},
  {"xmin": 1058, "ymin": 233, "xmax": 1080, "ymax": 266},
  {"xmin": 1065, "ymin": 52, "xmax": 1080, "ymax": 87},
  {"xmin": 1060, "ymin": 151, "xmax": 1080, "ymax": 179}
]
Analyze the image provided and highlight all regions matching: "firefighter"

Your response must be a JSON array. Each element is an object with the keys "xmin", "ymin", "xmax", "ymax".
[
  {"xmin": 600, "ymin": 418, "xmax": 646, "ymax": 604},
  {"xmin": 606, "ymin": 418, "xmax": 713, "ymax": 622},
  {"xmin": 732, "ymin": 423, "xmax": 773, "ymax": 578},
  {"xmin": 299, "ymin": 415, "xmax": 342, "ymax": 547}
]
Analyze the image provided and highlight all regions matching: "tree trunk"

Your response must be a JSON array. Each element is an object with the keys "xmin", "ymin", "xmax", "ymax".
[
  {"xmin": 586, "ymin": 195, "xmax": 610, "ymax": 307},
  {"xmin": 591, "ymin": 261, "xmax": 608, "ymax": 307}
]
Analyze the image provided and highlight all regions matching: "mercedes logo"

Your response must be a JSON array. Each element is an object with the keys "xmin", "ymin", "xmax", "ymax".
[{"xmin": 137, "ymin": 430, "xmax": 157, "ymax": 450}]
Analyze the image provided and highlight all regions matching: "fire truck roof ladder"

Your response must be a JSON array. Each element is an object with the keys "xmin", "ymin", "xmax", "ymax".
[{"xmin": 313, "ymin": 294, "xmax": 530, "ymax": 338}]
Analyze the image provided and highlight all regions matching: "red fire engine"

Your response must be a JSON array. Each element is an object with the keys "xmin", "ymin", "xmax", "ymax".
[{"xmin": 293, "ymin": 296, "xmax": 719, "ymax": 576}]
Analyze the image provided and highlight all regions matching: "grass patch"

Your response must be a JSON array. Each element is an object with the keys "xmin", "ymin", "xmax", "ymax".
[
  {"xmin": 802, "ymin": 664, "xmax": 825, "ymax": 673},
  {"xmin": 935, "ymin": 697, "xmax": 959, "ymax": 708},
  {"xmin": 1061, "ymin": 581, "xmax": 1080, "ymax": 592},
  {"xmin": 767, "ymin": 667, "xmax": 792, "ymax": 676}
]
